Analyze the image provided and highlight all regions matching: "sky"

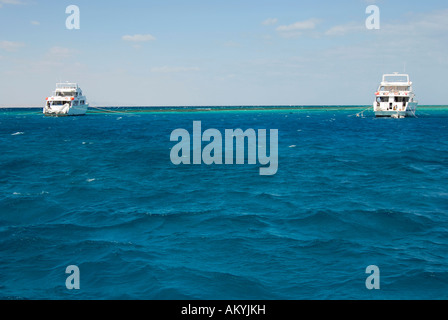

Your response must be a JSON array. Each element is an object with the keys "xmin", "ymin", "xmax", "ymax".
[{"xmin": 0, "ymin": 0, "xmax": 447, "ymax": 107}]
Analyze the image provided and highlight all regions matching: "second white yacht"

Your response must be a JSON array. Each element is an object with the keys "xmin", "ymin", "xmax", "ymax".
[
  {"xmin": 373, "ymin": 73, "xmax": 418, "ymax": 118},
  {"xmin": 44, "ymin": 83, "xmax": 89, "ymax": 116}
]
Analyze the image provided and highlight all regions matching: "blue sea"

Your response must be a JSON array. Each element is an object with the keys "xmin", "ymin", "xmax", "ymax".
[{"xmin": 1, "ymin": 106, "xmax": 447, "ymax": 300}]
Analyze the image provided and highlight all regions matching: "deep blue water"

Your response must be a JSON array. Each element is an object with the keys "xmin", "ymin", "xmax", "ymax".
[{"xmin": 1, "ymin": 107, "xmax": 448, "ymax": 300}]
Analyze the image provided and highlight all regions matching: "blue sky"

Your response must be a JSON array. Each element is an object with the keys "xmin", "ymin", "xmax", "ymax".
[{"xmin": 1, "ymin": 0, "xmax": 447, "ymax": 106}]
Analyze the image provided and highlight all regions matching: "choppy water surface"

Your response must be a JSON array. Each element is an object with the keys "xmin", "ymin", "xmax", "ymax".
[{"xmin": 0, "ymin": 107, "xmax": 447, "ymax": 299}]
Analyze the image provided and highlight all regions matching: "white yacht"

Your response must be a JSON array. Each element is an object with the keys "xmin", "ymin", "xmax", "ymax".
[
  {"xmin": 373, "ymin": 73, "xmax": 418, "ymax": 118},
  {"xmin": 44, "ymin": 83, "xmax": 89, "ymax": 116}
]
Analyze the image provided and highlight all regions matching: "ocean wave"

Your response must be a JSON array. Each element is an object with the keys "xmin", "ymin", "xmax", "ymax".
[{"xmin": 1, "ymin": 109, "xmax": 448, "ymax": 299}]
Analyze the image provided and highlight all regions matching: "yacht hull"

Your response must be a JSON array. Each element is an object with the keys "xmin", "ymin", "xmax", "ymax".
[
  {"xmin": 43, "ymin": 104, "xmax": 88, "ymax": 117},
  {"xmin": 374, "ymin": 102, "xmax": 418, "ymax": 118}
]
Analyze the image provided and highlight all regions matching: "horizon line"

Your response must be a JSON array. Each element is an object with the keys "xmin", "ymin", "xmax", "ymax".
[{"xmin": 1, "ymin": 105, "xmax": 447, "ymax": 109}]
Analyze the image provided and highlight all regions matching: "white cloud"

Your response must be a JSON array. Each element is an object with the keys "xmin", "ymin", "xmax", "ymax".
[
  {"xmin": 384, "ymin": 9, "xmax": 448, "ymax": 37},
  {"xmin": 0, "ymin": 41, "xmax": 25, "ymax": 51},
  {"xmin": 325, "ymin": 22, "xmax": 365, "ymax": 36},
  {"xmin": 46, "ymin": 46, "xmax": 77, "ymax": 59},
  {"xmin": 276, "ymin": 18, "xmax": 321, "ymax": 38},
  {"xmin": 276, "ymin": 18, "xmax": 321, "ymax": 32},
  {"xmin": 0, "ymin": 0, "xmax": 23, "ymax": 8},
  {"xmin": 262, "ymin": 18, "xmax": 278, "ymax": 26},
  {"xmin": 151, "ymin": 66, "xmax": 200, "ymax": 73},
  {"xmin": 324, "ymin": 8, "xmax": 448, "ymax": 38},
  {"xmin": 30, "ymin": 21, "xmax": 40, "ymax": 26},
  {"xmin": 122, "ymin": 34, "xmax": 156, "ymax": 42}
]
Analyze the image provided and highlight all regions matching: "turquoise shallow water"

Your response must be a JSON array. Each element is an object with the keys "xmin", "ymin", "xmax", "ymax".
[{"xmin": 0, "ymin": 107, "xmax": 448, "ymax": 300}]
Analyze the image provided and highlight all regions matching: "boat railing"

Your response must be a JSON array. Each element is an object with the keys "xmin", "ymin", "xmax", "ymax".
[
  {"xmin": 382, "ymin": 73, "xmax": 410, "ymax": 84},
  {"xmin": 56, "ymin": 83, "xmax": 78, "ymax": 89}
]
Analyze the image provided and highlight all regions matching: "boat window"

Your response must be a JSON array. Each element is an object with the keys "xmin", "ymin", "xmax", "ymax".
[
  {"xmin": 51, "ymin": 101, "xmax": 66, "ymax": 106},
  {"xmin": 384, "ymin": 75, "xmax": 408, "ymax": 83},
  {"xmin": 56, "ymin": 91, "xmax": 75, "ymax": 97},
  {"xmin": 394, "ymin": 97, "xmax": 407, "ymax": 103},
  {"xmin": 385, "ymin": 86, "xmax": 408, "ymax": 92}
]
